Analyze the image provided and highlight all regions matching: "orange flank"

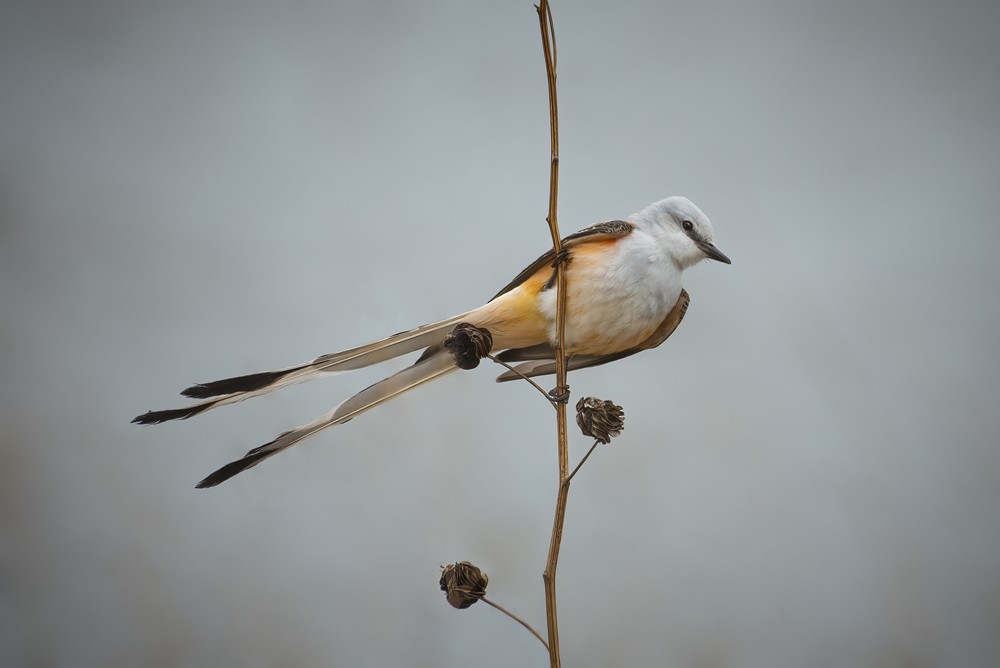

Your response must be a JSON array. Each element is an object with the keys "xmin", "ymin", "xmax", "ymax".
[
  {"xmin": 471, "ymin": 234, "xmax": 653, "ymax": 356},
  {"xmin": 471, "ymin": 265, "xmax": 551, "ymax": 350},
  {"xmin": 566, "ymin": 236, "xmax": 619, "ymax": 257},
  {"xmin": 564, "ymin": 238, "xmax": 665, "ymax": 355}
]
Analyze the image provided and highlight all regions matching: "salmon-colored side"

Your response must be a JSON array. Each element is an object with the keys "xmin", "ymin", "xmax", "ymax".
[
  {"xmin": 471, "ymin": 236, "xmax": 644, "ymax": 354},
  {"xmin": 562, "ymin": 238, "xmax": 668, "ymax": 355},
  {"xmin": 468, "ymin": 265, "xmax": 552, "ymax": 350}
]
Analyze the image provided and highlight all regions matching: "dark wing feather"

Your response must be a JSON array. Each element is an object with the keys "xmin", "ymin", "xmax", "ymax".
[
  {"xmin": 490, "ymin": 220, "xmax": 635, "ymax": 301},
  {"xmin": 560, "ymin": 219, "xmax": 634, "ymax": 244},
  {"xmin": 490, "ymin": 249, "xmax": 558, "ymax": 301},
  {"xmin": 494, "ymin": 351, "xmax": 639, "ymax": 381},
  {"xmin": 496, "ymin": 342, "xmax": 555, "ymax": 362}
]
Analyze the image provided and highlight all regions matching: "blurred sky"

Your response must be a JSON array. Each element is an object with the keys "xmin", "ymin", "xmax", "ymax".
[{"xmin": 2, "ymin": 1, "xmax": 999, "ymax": 666}]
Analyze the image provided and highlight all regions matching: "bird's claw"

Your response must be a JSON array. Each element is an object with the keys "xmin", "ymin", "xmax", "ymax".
[
  {"xmin": 551, "ymin": 248, "xmax": 570, "ymax": 268},
  {"xmin": 548, "ymin": 385, "xmax": 571, "ymax": 404}
]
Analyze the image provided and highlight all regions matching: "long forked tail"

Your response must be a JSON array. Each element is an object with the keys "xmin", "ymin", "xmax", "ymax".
[
  {"xmin": 195, "ymin": 349, "xmax": 458, "ymax": 487},
  {"xmin": 131, "ymin": 314, "xmax": 468, "ymax": 425}
]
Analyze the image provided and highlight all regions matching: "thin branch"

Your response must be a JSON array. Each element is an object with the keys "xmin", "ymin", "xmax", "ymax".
[
  {"xmin": 487, "ymin": 354, "xmax": 557, "ymax": 406},
  {"xmin": 536, "ymin": 2, "xmax": 568, "ymax": 667},
  {"xmin": 566, "ymin": 439, "xmax": 600, "ymax": 483},
  {"xmin": 482, "ymin": 597, "xmax": 549, "ymax": 650}
]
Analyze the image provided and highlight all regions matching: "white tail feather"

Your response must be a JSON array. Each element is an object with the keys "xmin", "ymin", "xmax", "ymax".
[
  {"xmin": 133, "ymin": 313, "xmax": 469, "ymax": 425},
  {"xmin": 195, "ymin": 351, "xmax": 458, "ymax": 487}
]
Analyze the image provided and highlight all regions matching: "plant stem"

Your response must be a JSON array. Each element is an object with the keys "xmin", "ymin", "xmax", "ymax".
[
  {"xmin": 487, "ymin": 354, "xmax": 557, "ymax": 406},
  {"xmin": 567, "ymin": 440, "xmax": 600, "ymax": 483},
  {"xmin": 482, "ymin": 597, "xmax": 549, "ymax": 650},
  {"xmin": 535, "ymin": 2, "xmax": 567, "ymax": 667}
]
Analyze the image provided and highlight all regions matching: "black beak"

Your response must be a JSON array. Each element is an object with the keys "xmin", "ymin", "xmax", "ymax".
[{"xmin": 696, "ymin": 239, "xmax": 732, "ymax": 264}]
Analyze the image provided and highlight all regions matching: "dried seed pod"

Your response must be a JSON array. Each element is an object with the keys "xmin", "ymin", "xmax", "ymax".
[
  {"xmin": 439, "ymin": 561, "xmax": 489, "ymax": 609},
  {"xmin": 443, "ymin": 323, "xmax": 494, "ymax": 370},
  {"xmin": 575, "ymin": 397, "xmax": 625, "ymax": 444}
]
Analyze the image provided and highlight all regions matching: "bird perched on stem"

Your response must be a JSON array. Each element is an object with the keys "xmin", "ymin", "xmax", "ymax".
[{"xmin": 133, "ymin": 196, "xmax": 730, "ymax": 487}]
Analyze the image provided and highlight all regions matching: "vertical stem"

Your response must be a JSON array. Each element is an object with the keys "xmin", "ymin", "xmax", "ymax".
[{"xmin": 536, "ymin": 2, "xmax": 567, "ymax": 667}]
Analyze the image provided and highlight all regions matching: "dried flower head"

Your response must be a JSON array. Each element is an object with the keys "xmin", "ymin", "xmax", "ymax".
[
  {"xmin": 443, "ymin": 323, "xmax": 494, "ymax": 370},
  {"xmin": 575, "ymin": 397, "xmax": 625, "ymax": 444},
  {"xmin": 439, "ymin": 561, "xmax": 489, "ymax": 609}
]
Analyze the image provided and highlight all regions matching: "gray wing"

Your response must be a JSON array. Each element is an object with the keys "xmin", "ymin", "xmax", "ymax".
[
  {"xmin": 495, "ymin": 289, "xmax": 690, "ymax": 382},
  {"xmin": 490, "ymin": 220, "xmax": 635, "ymax": 301}
]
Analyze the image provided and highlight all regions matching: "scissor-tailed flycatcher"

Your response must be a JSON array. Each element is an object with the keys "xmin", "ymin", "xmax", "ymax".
[{"xmin": 134, "ymin": 196, "xmax": 730, "ymax": 487}]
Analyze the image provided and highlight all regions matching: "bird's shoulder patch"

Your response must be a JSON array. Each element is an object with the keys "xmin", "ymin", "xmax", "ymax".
[
  {"xmin": 562, "ymin": 219, "xmax": 634, "ymax": 244},
  {"xmin": 490, "ymin": 219, "xmax": 635, "ymax": 301}
]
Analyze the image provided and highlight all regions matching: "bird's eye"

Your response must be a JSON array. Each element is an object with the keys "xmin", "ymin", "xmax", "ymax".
[{"xmin": 682, "ymin": 220, "xmax": 694, "ymax": 231}]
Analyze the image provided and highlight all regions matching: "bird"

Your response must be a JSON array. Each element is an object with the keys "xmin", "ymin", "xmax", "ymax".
[{"xmin": 133, "ymin": 196, "xmax": 731, "ymax": 488}]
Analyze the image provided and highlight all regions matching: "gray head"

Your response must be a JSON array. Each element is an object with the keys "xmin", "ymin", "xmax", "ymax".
[{"xmin": 632, "ymin": 196, "xmax": 731, "ymax": 268}]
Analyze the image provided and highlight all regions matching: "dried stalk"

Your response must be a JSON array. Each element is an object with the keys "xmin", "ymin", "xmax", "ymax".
[
  {"xmin": 482, "ymin": 597, "xmax": 549, "ymax": 650},
  {"xmin": 535, "ymin": 2, "xmax": 569, "ymax": 667},
  {"xmin": 567, "ymin": 440, "xmax": 600, "ymax": 484},
  {"xmin": 487, "ymin": 353, "xmax": 558, "ymax": 406}
]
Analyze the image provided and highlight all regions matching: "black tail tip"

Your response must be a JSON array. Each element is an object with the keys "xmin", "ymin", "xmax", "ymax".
[
  {"xmin": 181, "ymin": 368, "xmax": 293, "ymax": 399},
  {"xmin": 132, "ymin": 410, "xmax": 173, "ymax": 425},
  {"xmin": 195, "ymin": 449, "xmax": 270, "ymax": 488},
  {"xmin": 194, "ymin": 475, "xmax": 223, "ymax": 489},
  {"xmin": 131, "ymin": 403, "xmax": 213, "ymax": 425},
  {"xmin": 195, "ymin": 466, "xmax": 233, "ymax": 488},
  {"xmin": 181, "ymin": 384, "xmax": 215, "ymax": 399}
]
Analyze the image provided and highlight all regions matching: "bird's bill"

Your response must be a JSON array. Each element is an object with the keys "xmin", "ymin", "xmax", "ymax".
[{"xmin": 696, "ymin": 239, "xmax": 732, "ymax": 264}]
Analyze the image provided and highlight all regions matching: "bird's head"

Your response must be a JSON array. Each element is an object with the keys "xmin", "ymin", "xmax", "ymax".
[{"xmin": 635, "ymin": 196, "xmax": 731, "ymax": 268}]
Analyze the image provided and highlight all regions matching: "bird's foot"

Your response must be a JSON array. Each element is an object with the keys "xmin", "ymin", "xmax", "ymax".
[
  {"xmin": 548, "ymin": 385, "xmax": 571, "ymax": 404},
  {"xmin": 550, "ymin": 247, "xmax": 570, "ymax": 268}
]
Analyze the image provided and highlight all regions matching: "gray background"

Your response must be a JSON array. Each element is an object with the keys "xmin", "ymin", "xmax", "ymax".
[{"xmin": 2, "ymin": 1, "xmax": 998, "ymax": 666}]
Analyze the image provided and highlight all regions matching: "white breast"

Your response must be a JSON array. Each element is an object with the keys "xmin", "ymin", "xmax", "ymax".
[{"xmin": 537, "ymin": 228, "xmax": 683, "ymax": 355}]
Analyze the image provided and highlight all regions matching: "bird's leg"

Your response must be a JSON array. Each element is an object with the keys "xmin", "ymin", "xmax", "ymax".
[
  {"xmin": 547, "ymin": 248, "xmax": 572, "ymax": 403},
  {"xmin": 550, "ymin": 247, "xmax": 570, "ymax": 268},
  {"xmin": 548, "ymin": 385, "xmax": 570, "ymax": 404},
  {"xmin": 542, "ymin": 248, "xmax": 571, "ymax": 292}
]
